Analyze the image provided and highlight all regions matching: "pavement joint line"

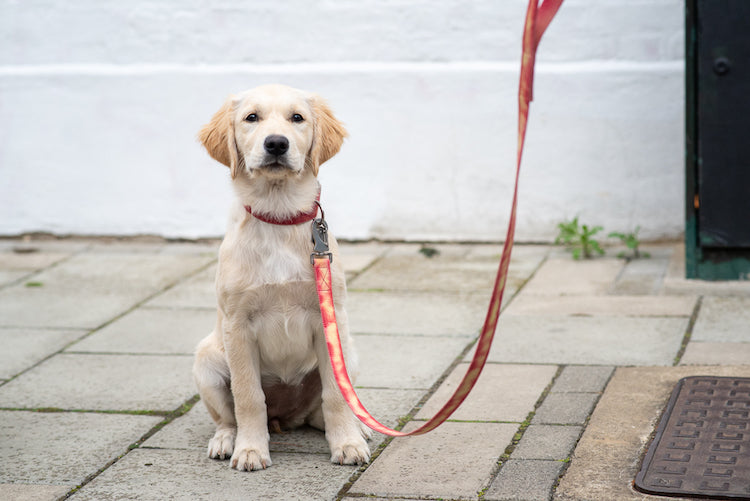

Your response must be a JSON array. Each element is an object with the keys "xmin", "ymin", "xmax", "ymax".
[
  {"xmin": 344, "ymin": 247, "xmax": 391, "ymax": 283},
  {"xmin": 608, "ymin": 255, "xmax": 638, "ymax": 294},
  {"xmin": 0, "ymin": 406, "xmax": 173, "ymax": 416},
  {"xmin": 62, "ymin": 351, "xmax": 195, "ymax": 357},
  {"xmin": 672, "ymin": 295, "xmax": 703, "ymax": 366},
  {"xmin": 0, "ymin": 241, "xmax": 93, "ymax": 292},
  {"xmin": 0, "ymin": 256, "xmax": 216, "ymax": 388},
  {"xmin": 480, "ymin": 365, "xmax": 565, "ymax": 500},
  {"xmin": 549, "ymin": 367, "xmax": 618, "ymax": 497},
  {"xmin": 609, "ymin": 258, "xmax": 627, "ymax": 293},
  {"xmin": 59, "ymin": 394, "xmax": 201, "ymax": 500},
  {"xmin": 499, "ymin": 250, "xmax": 550, "ymax": 313}
]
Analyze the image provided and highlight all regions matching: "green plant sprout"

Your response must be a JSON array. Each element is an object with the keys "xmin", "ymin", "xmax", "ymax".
[
  {"xmin": 608, "ymin": 226, "xmax": 650, "ymax": 259},
  {"xmin": 418, "ymin": 245, "xmax": 440, "ymax": 258},
  {"xmin": 555, "ymin": 217, "xmax": 605, "ymax": 260}
]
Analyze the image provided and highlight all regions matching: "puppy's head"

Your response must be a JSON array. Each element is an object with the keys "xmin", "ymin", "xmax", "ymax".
[{"xmin": 198, "ymin": 84, "xmax": 347, "ymax": 179}]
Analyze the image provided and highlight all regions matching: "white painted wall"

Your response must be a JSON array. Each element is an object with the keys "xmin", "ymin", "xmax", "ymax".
[{"xmin": 0, "ymin": 0, "xmax": 684, "ymax": 242}]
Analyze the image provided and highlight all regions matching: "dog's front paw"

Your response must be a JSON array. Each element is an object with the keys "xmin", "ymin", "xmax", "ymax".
[
  {"xmin": 207, "ymin": 427, "xmax": 236, "ymax": 460},
  {"xmin": 330, "ymin": 438, "xmax": 370, "ymax": 466},
  {"xmin": 230, "ymin": 447, "xmax": 272, "ymax": 471}
]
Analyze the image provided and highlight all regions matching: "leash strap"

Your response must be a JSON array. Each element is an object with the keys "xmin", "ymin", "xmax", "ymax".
[{"xmin": 313, "ymin": 0, "xmax": 563, "ymax": 437}]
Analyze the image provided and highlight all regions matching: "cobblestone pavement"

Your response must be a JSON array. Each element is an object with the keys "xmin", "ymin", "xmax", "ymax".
[{"xmin": 0, "ymin": 238, "xmax": 748, "ymax": 500}]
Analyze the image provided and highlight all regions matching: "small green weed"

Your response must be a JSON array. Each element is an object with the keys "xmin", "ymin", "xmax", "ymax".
[
  {"xmin": 555, "ymin": 217, "xmax": 605, "ymax": 260},
  {"xmin": 608, "ymin": 226, "xmax": 650, "ymax": 260},
  {"xmin": 25, "ymin": 281, "xmax": 44, "ymax": 287},
  {"xmin": 418, "ymin": 246, "xmax": 440, "ymax": 258}
]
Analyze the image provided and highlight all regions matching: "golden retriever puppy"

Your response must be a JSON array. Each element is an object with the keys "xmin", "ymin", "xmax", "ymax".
[{"xmin": 193, "ymin": 84, "xmax": 370, "ymax": 471}]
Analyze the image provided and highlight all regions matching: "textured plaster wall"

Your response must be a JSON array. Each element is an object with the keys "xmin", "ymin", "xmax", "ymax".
[{"xmin": 0, "ymin": 0, "xmax": 684, "ymax": 241}]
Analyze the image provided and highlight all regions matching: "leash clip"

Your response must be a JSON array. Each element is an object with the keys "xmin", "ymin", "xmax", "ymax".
[{"xmin": 310, "ymin": 202, "xmax": 333, "ymax": 264}]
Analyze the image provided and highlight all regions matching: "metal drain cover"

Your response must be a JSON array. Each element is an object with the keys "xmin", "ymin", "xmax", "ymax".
[{"xmin": 635, "ymin": 376, "xmax": 750, "ymax": 499}]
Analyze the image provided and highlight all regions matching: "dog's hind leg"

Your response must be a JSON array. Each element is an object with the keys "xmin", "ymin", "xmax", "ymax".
[{"xmin": 194, "ymin": 331, "xmax": 236, "ymax": 460}]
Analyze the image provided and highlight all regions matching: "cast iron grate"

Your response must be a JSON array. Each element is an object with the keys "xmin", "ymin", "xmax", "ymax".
[{"xmin": 635, "ymin": 376, "xmax": 750, "ymax": 499}]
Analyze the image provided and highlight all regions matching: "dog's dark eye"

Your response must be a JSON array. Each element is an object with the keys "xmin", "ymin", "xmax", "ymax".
[
  {"xmin": 245, "ymin": 113, "xmax": 258, "ymax": 122},
  {"xmin": 291, "ymin": 113, "xmax": 305, "ymax": 123}
]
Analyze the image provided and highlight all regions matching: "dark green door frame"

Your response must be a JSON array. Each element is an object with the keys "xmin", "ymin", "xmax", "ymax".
[{"xmin": 685, "ymin": 0, "xmax": 750, "ymax": 280}]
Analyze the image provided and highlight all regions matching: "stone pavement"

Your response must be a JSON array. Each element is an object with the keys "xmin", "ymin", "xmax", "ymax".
[{"xmin": 0, "ymin": 238, "xmax": 748, "ymax": 501}]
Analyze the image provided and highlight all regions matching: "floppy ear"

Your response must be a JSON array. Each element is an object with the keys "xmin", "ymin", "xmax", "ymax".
[
  {"xmin": 308, "ymin": 95, "xmax": 348, "ymax": 176},
  {"xmin": 198, "ymin": 96, "xmax": 243, "ymax": 179}
]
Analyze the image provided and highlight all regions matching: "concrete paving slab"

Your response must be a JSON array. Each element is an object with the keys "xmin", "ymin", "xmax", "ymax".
[
  {"xmin": 610, "ymin": 256, "xmax": 670, "ymax": 296},
  {"xmin": 354, "ymin": 387, "xmax": 426, "ymax": 429},
  {"xmin": 532, "ymin": 393, "xmax": 599, "ymax": 425},
  {"xmin": 0, "ymin": 353, "xmax": 195, "ymax": 411},
  {"xmin": 554, "ymin": 366, "xmax": 750, "ymax": 501},
  {"xmin": 338, "ymin": 242, "xmax": 388, "ymax": 273},
  {"xmin": 551, "ymin": 366, "xmax": 614, "ymax": 393},
  {"xmin": 522, "ymin": 258, "xmax": 624, "ymax": 296},
  {"xmin": 691, "ymin": 297, "xmax": 750, "ymax": 342},
  {"xmin": 144, "ymin": 264, "xmax": 217, "ymax": 309},
  {"xmin": 348, "ymin": 253, "xmax": 500, "ymax": 293},
  {"xmin": 465, "ymin": 244, "xmax": 549, "ymax": 278},
  {"xmin": 679, "ymin": 341, "xmax": 750, "ymax": 365},
  {"xmin": 474, "ymin": 316, "xmax": 688, "ymax": 366},
  {"xmin": 354, "ymin": 334, "xmax": 470, "ymax": 389},
  {"xmin": 0, "ymin": 327, "xmax": 87, "ymax": 379},
  {"xmin": 32, "ymin": 251, "xmax": 211, "ymax": 296},
  {"xmin": 349, "ymin": 421, "xmax": 517, "ymax": 500},
  {"xmin": 510, "ymin": 425, "xmax": 582, "ymax": 461},
  {"xmin": 0, "ymin": 285, "xmax": 136, "ymax": 330},
  {"xmin": 0, "ymin": 253, "xmax": 213, "ymax": 328},
  {"xmin": 386, "ymin": 243, "xmax": 472, "ymax": 258},
  {"xmin": 0, "ymin": 410, "xmax": 161, "ymax": 486},
  {"xmin": 416, "ymin": 363, "xmax": 557, "ymax": 422},
  {"xmin": 0, "ymin": 484, "xmax": 69, "ymax": 501},
  {"xmin": 503, "ymin": 294, "xmax": 696, "ymax": 317},
  {"xmin": 347, "ymin": 291, "xmax": 490, "ymax": 336},
  {"xmin": 68, "ymin": 307, "xmax": 214, "ymax": 355},
  {"xmin": 73, "ymin": 448, "xmax": 356, "ymax": 501},
  {"xmin": 484, "ymin": 459, "xmax": 564, "ymax": 501}
]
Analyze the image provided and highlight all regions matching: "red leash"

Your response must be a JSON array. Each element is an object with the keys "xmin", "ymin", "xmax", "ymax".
[{"xmin": 313, "ymin": 0, "xmax": 564, "ymax": 437}]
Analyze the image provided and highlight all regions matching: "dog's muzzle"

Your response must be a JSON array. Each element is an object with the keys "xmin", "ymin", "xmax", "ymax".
[{"xmin": 260, "ymin": 135, "xmax": 293, "ymax": 170}]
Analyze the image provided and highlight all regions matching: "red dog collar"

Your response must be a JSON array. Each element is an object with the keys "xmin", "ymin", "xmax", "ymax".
[{"xmin": 244, "ymin": 192, "xmax": 321, "ymax": 225}]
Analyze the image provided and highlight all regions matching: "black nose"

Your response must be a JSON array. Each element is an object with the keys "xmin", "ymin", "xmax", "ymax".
[{"xmin": 264, "ymin": 135, "xmax": 289, "ymax": 156}]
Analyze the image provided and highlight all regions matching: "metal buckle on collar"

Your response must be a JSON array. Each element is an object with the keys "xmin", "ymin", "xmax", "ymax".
[{"xmin": 310, "ymin": 201, "xmax": 333, "ymax": 264}]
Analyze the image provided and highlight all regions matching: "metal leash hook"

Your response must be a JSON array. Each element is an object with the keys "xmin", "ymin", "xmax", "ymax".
[{"xmin": 310, "ymin": 201, "xmax": 333, "ymax": 264}]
